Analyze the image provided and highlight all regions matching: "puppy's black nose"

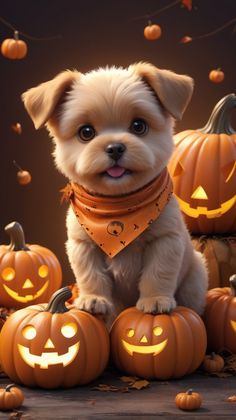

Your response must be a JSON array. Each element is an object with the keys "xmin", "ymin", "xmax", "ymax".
[{"xmin": 105, "ymin": 143, "xmax": 126, "ymax": 161}]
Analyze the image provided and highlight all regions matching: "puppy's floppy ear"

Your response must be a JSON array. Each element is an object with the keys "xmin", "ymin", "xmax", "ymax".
[
  {"xmin": 22, "ymin": 70, "xmax": 79, "ymax": 129},
  {"xmin": 130, "ymin": 62, "xmax": 194, "ymax": 120}
]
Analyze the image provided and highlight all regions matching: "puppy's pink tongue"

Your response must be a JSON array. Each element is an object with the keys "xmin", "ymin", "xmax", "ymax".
[{"xmin": 106, "ymin": 166, "xmax": 125, "ymax": 178}]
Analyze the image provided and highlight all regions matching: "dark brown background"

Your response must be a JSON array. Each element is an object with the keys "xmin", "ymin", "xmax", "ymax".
[{"xmin": 0, "ymin": 0, "xmax": 236, "ymax": 284}]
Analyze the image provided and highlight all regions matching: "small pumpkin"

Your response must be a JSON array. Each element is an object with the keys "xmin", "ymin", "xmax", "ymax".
[
  {"xmin": 175, "ymin": 389, "xmax": 202, "ymax": 411},
  {"xmin": 1, "ymin": 31, "xmax": 27, "ymax": 59},
  {"xmin": 192, "ymin": 236, "xmax": 236, "ymax": 289},
  {"xmin": 0, "ymin": 384, "xmax": 24, "ymax": 411},
  {"xmin": 203, "ymin": 275, "xmax": 236, "ymax": 353},
  {"xmin": 202, "ymin": 352, "xmax": 224, "ymax": 373},
  {"xmin": 0, "ymin": 221, "xmax": 62, "ymax": 309},
  {"xmin": 169, "ymin": 94, "xmax": 236, "ymax": 234},
  {"xmin": 110, "ymin": 306, "xmax": 207, "ymax": 380},
  {"xmin": 209, "ymin": 68, "xmax": 224, "ymax": 84},
  {"xmin": 144, "ymin": 21, "xmax": 162, "ymax": 40},
  {"xmin": 0, "ymin": 287, "xmax": 109, "ymax": 388}
]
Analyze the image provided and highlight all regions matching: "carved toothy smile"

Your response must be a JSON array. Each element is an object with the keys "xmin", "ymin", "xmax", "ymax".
[
  {"xmin": 3, "ymin": 281, "xmax": 49, "ymax": 303},
  {"xmin": 18, "ymin": 342, "xmax": 80, "ymax": 369}
]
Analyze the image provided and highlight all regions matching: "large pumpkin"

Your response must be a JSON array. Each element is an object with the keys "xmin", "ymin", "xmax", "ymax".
[
  {"xmin": 0, "ymin": 221, "xmax": 62, "ymax": 309},
  {"xmin": 110, "ymin": 306, "xmax": 207, "ymax": 380},
  {"xmin": 0, "ymin": 287, "xmax": 110, "ymax": 388},
  {"xmin": 203, "ymin": 275, "xmax": 236, "ymax": 353},
  {"xmin": 168, "ymin": 94, "xmax": 236, "ymax": 234},
  {"xmin": 192, "ymin": 235, "xmax": 236, "ymax": 289}
]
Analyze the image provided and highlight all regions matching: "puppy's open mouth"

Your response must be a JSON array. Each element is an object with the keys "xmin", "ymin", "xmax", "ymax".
[{"xmin": 104, "ymin": 166, "xmax": 131, "ymax": 179}]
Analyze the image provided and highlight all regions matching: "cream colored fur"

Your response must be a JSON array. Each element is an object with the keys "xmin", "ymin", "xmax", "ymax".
[{"xmin": 22, "ymin": 62, "xmax": 208, "ymax": 326}]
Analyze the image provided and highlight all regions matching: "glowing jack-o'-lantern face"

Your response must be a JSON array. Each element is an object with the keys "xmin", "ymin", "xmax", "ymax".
[
  {"xmin": 0, "ymin": 221, "xmax": 62, "ymax": 308},
  {"xmin": 168, "ymin": 94, "xmax": 236, "ymax": 234},
  {"xmin": 110, "ymin": 307, "xmax": 207, "ymax": 380},
  {"xmin": 0, "ymin": 287, "xmax": 110, "ymax": 388},
  {"xmin": 122, "ymin": 326, "xmax": 168, "ymax": 356},
  {"xmin": 1, "ymin": 265, "xmax": 49, "ymax": 304},
  {"xmin": 18, "ymin": 322, "xmax": 80, "ymax": 369}
]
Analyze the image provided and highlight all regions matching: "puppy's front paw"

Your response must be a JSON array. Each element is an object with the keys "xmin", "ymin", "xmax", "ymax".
[
  {"xmin": 136, "ymin": 296, "xmax": 176, "ymax": 314},
  {"xmin": 74, "ymin": 294, "xmax": 114, "ymax": 316}
]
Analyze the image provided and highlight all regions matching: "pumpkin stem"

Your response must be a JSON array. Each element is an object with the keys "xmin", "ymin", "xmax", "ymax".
[
  {"xmin": 5, "ymin": 221, "xmax": 29, "ymax": 251},
  {"xmin": 198, "ymin": 93, "xmax": 236, "ymax": 135},
  {"xmin": 14, "ymin": 30, "xmax": 19, "ymax": 40},
  {"xmin": 210, "ymin": 352, "xmax": 216, "ymax": 359},
  {"xmin": 44, "ymin": 287, "xmax": 72, "ymax": 313},
  {"xmin": 229, "ymin": 274, "xmax": 236, "ymax": 297},
  {"xmin": 186, "ymin": 389, "xmax": 193, "ymax": 395},
  {"xmin": 5, "ymin": 384, "xmax": 17, "ymax": 392}
]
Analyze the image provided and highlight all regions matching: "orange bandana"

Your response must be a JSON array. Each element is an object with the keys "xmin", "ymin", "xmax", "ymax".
[{"xmin": 62, "ymin": 168, "xmax": 173, "ymax": 258}]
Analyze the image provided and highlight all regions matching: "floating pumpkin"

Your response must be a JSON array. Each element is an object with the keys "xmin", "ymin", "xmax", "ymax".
[
  {"xmin": 169, "ymin": 94, "xmax": 236, "ymax": 234},
  {"xmin": 0, "ymin": 287, "xmax": 110, "ymax": 388},
  {"xmin": 202, "ymin": 352, "xmax": 224, "ymax": 373},
  {"xmin": 0, "ymin": 384, "xmax": 24, "ymax": 411},
  {"xmin": 175, "ymin": 389, "xmax": 202, "ymax": 411},
  {"xmin": 192, "ymin": 236, "xmax": 236, "ymax": 289},
  {"xmin": 110, "ymin": 306, "xmax": 207, "ymax": 380},
  {"xmin": 13, "ymin": 160, "xmax": 32, "ymax": 185},
  {"xmin": 203, "ymin": 275, "xmax": 236, "ymax": 353},
  {"xmin": 209, "ymin": 69, "xmax": 224, "ymax": 84},
  {"xmin": 0, "ymin": 221, "xmax": 62, "ymax": 309},
  {"xmin": 144, "ymin": 21, "xmax": 162, "ymax": 40},
  {"xmin": 1, "ymin": 31, "xmax": 27, "ymax": 59}
]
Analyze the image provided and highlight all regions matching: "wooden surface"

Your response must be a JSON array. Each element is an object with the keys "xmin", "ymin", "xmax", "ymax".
[{"xmin": 0, "ymin": 367, "xmax": 236, "ymax": 419}]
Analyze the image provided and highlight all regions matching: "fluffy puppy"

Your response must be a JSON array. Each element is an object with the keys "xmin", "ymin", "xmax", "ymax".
[{"xmin": 22, "ymin": 62, "xmax": 208, "ymax": 325}]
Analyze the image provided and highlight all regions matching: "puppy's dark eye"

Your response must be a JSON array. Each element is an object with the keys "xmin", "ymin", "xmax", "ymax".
[
  {"xmin": 78, "ymin": 125, "xmax": 96, "ymax": 141},
  {"xmin": 130, "ymin": 119, "xmax": 148, "ymax": 136}
]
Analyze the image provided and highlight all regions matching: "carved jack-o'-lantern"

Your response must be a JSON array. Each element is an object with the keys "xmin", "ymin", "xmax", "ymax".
[
  {"xmin": 203, "ymin": 275, "xmax": 236, "ymax": 353},
  {"xmin": 110, "ymin": 306, "xmax": 207, "ymax": 379},
  {"xmin": 0, "ymin": 287, "xmax": 110, "ymax": 388},
  {"xmin": 168, "ymin": 94, "xmax": 236, "ymax": 234},
  {"xmin": 0, "ymin": 222, "xmax": 62, "ymax": 308}
]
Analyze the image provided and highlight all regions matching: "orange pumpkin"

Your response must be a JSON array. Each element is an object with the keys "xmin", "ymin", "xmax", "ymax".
[
  {"xmin": 191, "ymin": 236, "xmax": 236, "ymax": 289},
  {"xmin": 0, "ymin": 287, "xmax": 110, "ymax": 388},
  {"xmin": 110, "ymin": 306, "xmax": 207, "ymax": 379},
  {"xmin": 209, "ymin": 69, "xmax": 224, "ymax": 83},
  {"xmin": 0, "ymin": 384, "xmax": 24, "ymax": 411},
  {"xmin": 203, "ymin": 275, "xmax": 236, "ymax": 353},
  {"xmin": 175, "ymin": 389, "xmax": 202, "ymax": 411},
  {"xmin": 144, "ymin": 22, "xmax": 162, "ymax": 40},
  {"xmin": 0, "ymin": 221, "xmax": 62, "ymax": 309},
  {"xmin": 169, "ymin": 94, "xmax": 236, "ymax": 234},
  {"xmin": 202, "ymin": 352, "xmax": 224, "ymax": 373},
  {"xmin": 1, "ymin": 31, "xmax": 27, "ymax": 59}
]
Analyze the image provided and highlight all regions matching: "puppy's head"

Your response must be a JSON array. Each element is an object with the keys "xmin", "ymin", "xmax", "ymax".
[{"xmin": 22, "ymin": 63, "xmax": 193, "ymax": 196}]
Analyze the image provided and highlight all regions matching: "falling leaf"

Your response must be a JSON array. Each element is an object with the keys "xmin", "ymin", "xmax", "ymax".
[
  {"xmin": 180, "ymin": 35, "xmax": 192, "ymax": 44},
  {"xmin": 11, "ymin": 123, "xmax": 22, "ymax": 135},
  {"xmin": 181, "ymin": 0, "xmax": 192, "ymax": 11},
  {"xmin": 226, "ymin": 395, "xmax": 236, "ymax": 402}
]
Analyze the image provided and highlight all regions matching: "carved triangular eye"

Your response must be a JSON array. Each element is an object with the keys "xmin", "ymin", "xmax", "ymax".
[
  {"xmin": 222, "ymin": 161, "xmax": 236, "ymax": 182},
  {"xmin": 191, "ymin": 186, "xmax": 208, "ymax": 200},
  {"xmin": 173, "ymin": 161, "xmax": 184, "ymax": 176}
]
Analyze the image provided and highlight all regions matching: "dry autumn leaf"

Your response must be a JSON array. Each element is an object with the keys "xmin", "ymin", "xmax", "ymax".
[
  {"xmin": 130, "ymin": 380, "xmax": 150, "ymax": 390},
  {"xmin": 226, "ymin": 395, "xmax": 236, "ymax": 402},
  {"xmin": 11, "ymin": 123, "xmax": 22, "ymax": 135},
  {"xmin": 180, "ymin": 36, "xmax": 192, "ymax": 44},
  {"xmin": 181, "ymin": 0, "xmax": 192, "ymax": 11}
]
